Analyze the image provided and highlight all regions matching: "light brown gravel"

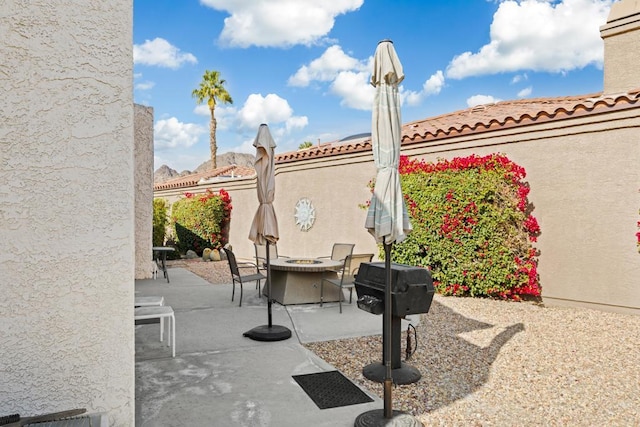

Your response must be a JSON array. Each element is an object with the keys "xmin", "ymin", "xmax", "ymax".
[{"xmin": 174, "ymin": 260, "xmax": 640, "ymax": 426}]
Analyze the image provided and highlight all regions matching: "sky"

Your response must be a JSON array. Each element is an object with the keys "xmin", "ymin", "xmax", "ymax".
[{"xmin": 133, "ymin": 0, "xmax": 615, "ymax": 172}]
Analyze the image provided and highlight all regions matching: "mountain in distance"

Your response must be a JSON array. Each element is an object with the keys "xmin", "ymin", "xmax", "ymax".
[{"xmin": 154, "ymin": 152, "xmax": 256, "ymax": 183}]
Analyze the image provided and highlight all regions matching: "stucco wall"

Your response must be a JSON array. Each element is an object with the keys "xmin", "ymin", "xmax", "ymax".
[
  {"xmin": 135, "ymin": 104, "xmax": 154, "ymax": 279},
  {"xmin": 156, "ymin": 107, "xmax": 640, "ymax": 315},
  {"xmin": 0, "ymin": 1, "xmax": 134, "ymax": 425},
  {"xmin": 601, "ymin": 0, "xmax": 640, "ymax": 94}
]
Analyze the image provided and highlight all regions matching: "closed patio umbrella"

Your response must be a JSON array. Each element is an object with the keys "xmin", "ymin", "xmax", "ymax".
[
  {"xmin": 357, "ymin": 40, "xmax": 414, "ymax": 425},
  {"xmin": 244, "ymin": 124, "xmax": 291, "ymax": 341}
]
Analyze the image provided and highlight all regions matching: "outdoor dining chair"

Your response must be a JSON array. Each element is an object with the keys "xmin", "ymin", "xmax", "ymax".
[
  {"xmin": 223, "ymin": 247, "xmax": 266, "ymax": 307},
  {"xmin": 254, "ymin": 242, "xmax": 289, "ymax": 277},
  {"xmin": 320, "ymin": 253, "xmax": 374, "ymax": 313},
  {"xmin": 319, "ymin": 243, "xmax": 355, "ymax": 263}
]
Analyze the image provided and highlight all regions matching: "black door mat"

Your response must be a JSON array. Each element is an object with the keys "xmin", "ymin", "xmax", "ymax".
[{"xmin": 292, "ymin": 370, "xmax": 374, "ymax": 409}]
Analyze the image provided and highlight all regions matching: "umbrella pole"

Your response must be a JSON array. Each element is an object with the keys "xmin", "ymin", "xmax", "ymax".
[
  {"xmin": 267, "ymin": 243, "xmax": 273, "ymax": 327},
  {"xmin": 242, "ymin": 242, "xmax": 291, "ymax": 342},
  {"xmin": 383, "ymin": 241, "xmax": 393, "ymax": 419}
]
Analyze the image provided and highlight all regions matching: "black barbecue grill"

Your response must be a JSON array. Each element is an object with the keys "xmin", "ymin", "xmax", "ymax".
[{"xmin": 355, "ymin": 262, "xmax": 434, "ymax": 384}]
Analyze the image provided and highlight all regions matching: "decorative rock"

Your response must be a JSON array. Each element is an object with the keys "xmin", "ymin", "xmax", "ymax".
[
  {"xmin": 202, "ymin": 248, "xmax": 212, "ymax": 261},
  {"xmin": 185, "ymin": 250, "xmax": 198, "ymax": 259},
  {"xmin": 210, "ymin": 249, "xmax": 221, "ymax": 261}
]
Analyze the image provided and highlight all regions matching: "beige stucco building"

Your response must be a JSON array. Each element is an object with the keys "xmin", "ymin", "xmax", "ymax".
[{"xmin": 156, "ymin": 3, "xmax": 640, "ymax": 316}]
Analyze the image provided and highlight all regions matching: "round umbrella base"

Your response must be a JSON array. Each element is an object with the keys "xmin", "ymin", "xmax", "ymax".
[
  {"xmin": 243, "ymin": 324, "xmax": 292, "ymax": 341},
  {"xmin": 362, "ymin": 362, "xmax": 421, "ymax": 385},
  {"xmin": 354, "ymin": 409, "xmax": 422, "ymax": 426}
]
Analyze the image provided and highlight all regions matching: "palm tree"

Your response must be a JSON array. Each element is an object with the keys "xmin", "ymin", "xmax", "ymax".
[{"xmin": 192, "ymin": 70, "xmax": 233, "ymax": 170}]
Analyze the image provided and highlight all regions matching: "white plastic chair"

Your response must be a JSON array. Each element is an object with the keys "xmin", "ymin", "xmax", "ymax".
[{"xmin": 135, "ymin": 306, "xmax": 176, "ymax": 357}]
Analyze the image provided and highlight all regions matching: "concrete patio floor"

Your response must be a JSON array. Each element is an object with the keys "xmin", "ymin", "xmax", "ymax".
[{"xmin": 135, "ymin": 267, "xmax": 420, "ymax": 426}]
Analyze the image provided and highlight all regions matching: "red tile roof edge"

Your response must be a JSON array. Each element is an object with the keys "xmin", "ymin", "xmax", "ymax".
[
  {"xmin": 275, "ymin": 89, "xmax": 640, "ymax": 164},
  {"xmin": 154, "ymin": 164, "xmax": 256, "ymax": 191}
]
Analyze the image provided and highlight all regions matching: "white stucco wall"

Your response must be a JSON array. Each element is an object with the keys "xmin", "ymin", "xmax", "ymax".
[
  {"xmin": 135, "ymin": 104, "xmax": 154, "ymax": 279},
  {"xmin": 0, "ymin": 1, "xmax": 134, "ymax": 425}
]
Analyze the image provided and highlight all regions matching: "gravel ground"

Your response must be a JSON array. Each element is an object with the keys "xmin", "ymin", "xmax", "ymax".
[{"xmin": 172, "ymin": 260, "xmax": 640, "ymax": 426}]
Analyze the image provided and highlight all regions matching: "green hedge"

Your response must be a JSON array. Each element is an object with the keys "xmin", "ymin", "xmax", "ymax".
[
  {"xmin": 370, "ymin": 154, "xmax": 541, "ymax": 301},
  {"xmin": 153, "ymin": 198, "xmax": 169, "ymax": 247},
  {"xmin": 171, "ymin": 189, "xmax": 232, "ymax": 255}
]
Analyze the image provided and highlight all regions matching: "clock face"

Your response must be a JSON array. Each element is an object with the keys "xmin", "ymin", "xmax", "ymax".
[{"xmin": 294, "ymin": 198, "xmax": 316, "ymax": 231}]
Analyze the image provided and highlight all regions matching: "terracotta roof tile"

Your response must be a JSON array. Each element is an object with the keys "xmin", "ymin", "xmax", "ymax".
[
  {"xmin": 154, "ymin": 164, "xmax": 256, "ymax": 191},
  {"xmin": 275, "ymin": 89, "xmax": 640, "ymax": 164}
]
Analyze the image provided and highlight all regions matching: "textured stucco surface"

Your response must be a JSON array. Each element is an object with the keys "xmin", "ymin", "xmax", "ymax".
[
  {"xmin": 135, "ymin": 104, "xmax": 154, "ymax": 279},
  {"xmin": 602, "ymin": 0, "xmax": 640, "ymax": 94},
  {"xmin": 0, "ymin": 1, "xmax": 134, "ymax": 425}
]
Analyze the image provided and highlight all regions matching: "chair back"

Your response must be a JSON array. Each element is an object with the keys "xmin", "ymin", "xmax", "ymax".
[
  {"xmin": 254, "ymin": 242, "xmax": 278, "ymax": 266},
  {"xmin": 343, "ymin": 253, "xmax": 374, "ymax": 283},
  {"xmin": 330, "ymin": 243, "xmax": 355, "ymax": 262},
  {"xmin": 223, "ymin": 247, "xmax": 240, "ymax": 277}
]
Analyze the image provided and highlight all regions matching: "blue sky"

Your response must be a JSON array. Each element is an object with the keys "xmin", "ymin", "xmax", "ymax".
[{"xmin": 133, "ymin": 0, "xmax": 614, "ymax": 172}]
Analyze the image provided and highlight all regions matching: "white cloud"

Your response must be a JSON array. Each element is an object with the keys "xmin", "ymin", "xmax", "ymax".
[
  {"xmin": 517, "ymin": 86, "xmax": 533, "ymax": 97},
  {"xmin": 290, "ymin": 45, "xmax": 444, "ymax": 112},
  {"xmin": 423, "ymin": 70, "xmax": 446, "ymax": 95},
  {"xmin": 446, "ymin": 0, "xmax": 613, "ymax": 79},
  {"xmin": 467, "ymin": 94, "xmax": 501, "ymax": 107},
  {"xmin": 193, "ymin": 104, "xmax": 237, "ymax": 132},
  {"xmin": 286, "ymin": 116, "xmax": 309, "ymax": 132},
  {"xmin": 288, "ymin": 45, "xmax": 373, "ymax": 110},
  {"xmin": 511, "ymin": 73, "xmax": 528, "ymax": 84},
  {"xmin": 135, "ymin": 81, "xmax": 155, "ymax": 91},
  {"xmin": 401, "ymin": 71, "xmax": 445, "ymax": 106},
  {"xmin": 154, "ymin": 117, "xmax": 207, "ymax": 149},
  {"xmin": 133, "ymin": 38, "xmax": 198, "ymax": 69},
  {"xmin": 200, "ymin": 0, "xmax": 363, "ymax": 47},
  {"xmin": 288, "ymin": 45, "xmax": 367, "ymax": 86},
  {"xmin": 236, "ymin": 93, "xmax": 308, "ymax": 133},
  {"xmin": 330, "ymin": 71, "xmax": 374, "ymax": 110},
  {"xmin": 194, "ymin": 105, "xmax": 210, "ymax": 116}
]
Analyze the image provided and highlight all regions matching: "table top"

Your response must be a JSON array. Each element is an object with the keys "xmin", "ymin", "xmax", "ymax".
[
  {"xmin": 269, "ymin": 258, "xmax": 341, "ymax": 272},
  {"xmin": 153, "ymin": 246, "xmax": 175, "ymax": 252}
]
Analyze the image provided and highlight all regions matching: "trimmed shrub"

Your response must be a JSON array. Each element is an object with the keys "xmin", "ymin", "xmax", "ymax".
[
  {"xmin": 171, "ymin": 189, "xmax": 232, "ymax": 255},
  {"xmin": 152, "ymin": 198, "xmax": 169, "ymax": 247},
  {"xmin": 368, "ymin": 154, "xmax": 541, "ymax": 301}
]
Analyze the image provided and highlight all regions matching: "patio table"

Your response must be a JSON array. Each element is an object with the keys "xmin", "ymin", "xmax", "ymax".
[
  {"xmin": 266, "ymin": 258, "xmax": 343, "ymax": 305},
  {"xmin": 153, "ymin": 246, "xmax": 175, "ymax": 283}
]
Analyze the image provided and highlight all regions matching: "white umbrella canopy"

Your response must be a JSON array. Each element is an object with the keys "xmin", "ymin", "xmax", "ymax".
[
  {"xmin": 357, "ymin": 40, "xmax": 415, "ymax": 424},
  {"xmin": 244, "ymin": 124, "xmax": 291, "ymax": 342},
  {"xmin": 365, "ymin": 40, "xmax": 412, "ymax": 245},
  {"xmin": 248, "ymin": 124, "xmax": 279, "ymax": 245}
]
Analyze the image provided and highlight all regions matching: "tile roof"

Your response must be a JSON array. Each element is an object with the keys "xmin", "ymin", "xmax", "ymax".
[
  {"xmin": 154, "ymin": 164, "xmax": 256, "ymax": 191},
  {"xmin": 154, "ymin": 89, "xmax": 640, "ymax": 191},
  {"xmin": 275, "ymin": 89, "xmax": 640, "ymax": 164}
]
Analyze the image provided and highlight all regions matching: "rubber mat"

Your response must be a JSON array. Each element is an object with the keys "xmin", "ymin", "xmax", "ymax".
[{"xmin": 292, "ymin": 370, "xmax": 374, "ymax": 409}]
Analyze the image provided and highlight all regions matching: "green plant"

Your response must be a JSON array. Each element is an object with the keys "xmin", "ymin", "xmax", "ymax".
[
  {"xmin": 171, "ymin": 189, "xmax": 232, "ymax": 255},
  {"xmin": 367, "ymin": 154, "xmax": 541, "ymax": 301},
  {"xmin": 298, "ymin": 141, "xmax": 313, "ymax": 150},
  {"xmin": 152, "ymin": 198, "xmax": 169, "ymax": 247},
  {"xmin": 192, "ymin": 70, "xmax": 233, "ymax": 169}
]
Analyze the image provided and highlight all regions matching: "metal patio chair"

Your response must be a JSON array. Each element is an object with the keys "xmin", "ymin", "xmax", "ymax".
[
  {"xmin": 319, "ymin": 243, "xmax": 355, "ymax": 263},
  {"xmin": 223, "ymin": 247, "xmax": 266, "ymax": 307},
  {"xmin": 320, "ymin": 253, "xmax": 374, "ymax": 313}
]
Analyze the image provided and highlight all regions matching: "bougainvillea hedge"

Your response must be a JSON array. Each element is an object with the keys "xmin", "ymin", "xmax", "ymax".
[
  {"xmin": 385, "ymin": 154, "xmax": 541, "ymax": 300},
  {"xmin": 171, "ymin": 189, "xmax": 232, "ymax": 255}
]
